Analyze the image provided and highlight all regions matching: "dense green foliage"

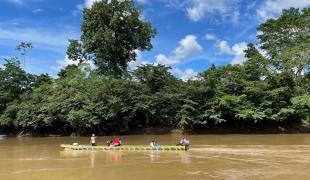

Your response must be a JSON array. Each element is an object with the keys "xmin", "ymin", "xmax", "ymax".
[
  {"xmin": 67, "ymin": 0, "xmax": 156, "ymax": 77},
  {"xmin": 0, "ymin": 7, "xmax": 309, "ymax": 135}
]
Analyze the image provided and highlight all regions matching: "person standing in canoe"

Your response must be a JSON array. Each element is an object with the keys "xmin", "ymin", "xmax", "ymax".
[
  {"xmin": 90, "ymin": 134, "xmax": 96, "ymax": 146},
  {"xmin": 113, "ymin": 136, "xmax": 121, "ymax": 146},
  {"xmin": 150, "ymin": 140, "xmax": 155, "ymax": 147}
]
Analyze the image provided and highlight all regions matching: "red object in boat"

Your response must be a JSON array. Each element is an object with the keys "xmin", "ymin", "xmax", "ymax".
[{"xmin": 113, "ymin": 136, "xmax": 120, "ymax": 145}]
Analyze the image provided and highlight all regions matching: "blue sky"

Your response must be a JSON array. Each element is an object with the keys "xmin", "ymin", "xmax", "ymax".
[{"xmin": 0, "ymin": 0, "xmax": 309, "ymax": 79}]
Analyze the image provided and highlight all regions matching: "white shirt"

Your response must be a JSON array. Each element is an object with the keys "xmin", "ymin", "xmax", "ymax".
[{"xmin": 91, "ymin": 136, "xmax": 96, "ymax": 143}]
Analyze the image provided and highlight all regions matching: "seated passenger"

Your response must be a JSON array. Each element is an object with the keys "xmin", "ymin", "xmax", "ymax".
[
  {"xmin": 154, "ymin": 141, "xmax": 160, "ymax": 147},
  {"xmin": 113, "ymin": 136, "xmax": 121, "ymax": 146},
  {"xmin": 183, "ymin": 138, "xmax": 190, "ymax": 150},
  {"xmin": 119, "ymin": 138, "xmax": 122, "ymax": 145},
  {"xmin": 183, "ymin": 138, "xmax": 190, "ymax": 146},
  {"xmin": 176, "ymin": 139, "xmax": 184, "ymax": 146},
  {"xmin": 177, "ymin": 138, "xmax": 190, "ymax": 146},
  {"xmin": 72, "ymin": 142, "xmax": 79, "ymax": 146},
  {"xmin": 106, "ymin": 140, "xmax": 113, "ymax": 146}
]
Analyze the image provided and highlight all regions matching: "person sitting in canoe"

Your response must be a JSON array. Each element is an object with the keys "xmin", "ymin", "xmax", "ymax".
[
  {"xmin": 177, "ymin": 138, "xmax": 190, "ymax": 146},
  {"xmin": 183, "ymin": 138, "xmax": 190, "ymax": 146},
  {"xmin": 113, "ymin": 136, "xmax": 121, "ymax": 146},
  {"xmin": 106, "ymin": 140, "xmax": 113, "ymax": 146},
  {"xmin": 154, "ymin": 141, "xmax": 160, "ymax": 147},
  {"xmin": 72, "ymin": 142, "xmax": 79, "ymax": 146},
  {"xmin": 150, "ymin": 140, "xmax": 160, "ymax": 147},
  {"xmin": 176, "ymin": 139, "xmax": 183, "ymax": 146},
  {"xmin": 90, "ymin": 134, "xmax": 96, "ymax": 146}
]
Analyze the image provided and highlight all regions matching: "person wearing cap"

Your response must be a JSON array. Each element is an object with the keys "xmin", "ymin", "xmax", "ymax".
[{"xmin": 90, "ymin": 134, "xmax": 96, "ymax": 146}]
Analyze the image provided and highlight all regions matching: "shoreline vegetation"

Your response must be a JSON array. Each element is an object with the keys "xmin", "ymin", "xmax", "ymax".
[
  {"xmin": 3, "ymin": 124, "xmax": 310, "ymax": 137},
  {"xmin": 0, "ymin": 1, "xmax": 309, "ymax": 136}
]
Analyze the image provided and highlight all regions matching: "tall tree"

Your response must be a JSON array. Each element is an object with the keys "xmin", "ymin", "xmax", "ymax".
[
  {"xmin": 243, "ymin": 43, "xmax": 268, "ymax": 81},
  {"xmin": 257, "ymin": 7, "xmax": 310, "ymax": 84},
  {"xmin": 67, "ymin": 0, "xmax": 156, "ymax": 77},
  {"xmin": 0, "ymin": 59, "xmax": 34, "ymax": 113},
  {"xmin": 16, "ymin": 42, "xmax": 33, "ymax": 68}
]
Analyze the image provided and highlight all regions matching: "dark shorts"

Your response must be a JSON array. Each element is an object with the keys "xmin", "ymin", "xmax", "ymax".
[{"xmin": 92, "ymin": 143, "xmax": 96, "ymax": 146}]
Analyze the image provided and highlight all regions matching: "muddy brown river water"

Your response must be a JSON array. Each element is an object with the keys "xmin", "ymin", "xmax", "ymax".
[{"xmin": 1, "ymin": 134, "xmax": 310, "ymax": 180}]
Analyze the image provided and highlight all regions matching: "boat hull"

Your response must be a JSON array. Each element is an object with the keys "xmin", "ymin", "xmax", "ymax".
[{"xmin": 60, "ymin": 144, "xmax": 188, "ymax": 151}]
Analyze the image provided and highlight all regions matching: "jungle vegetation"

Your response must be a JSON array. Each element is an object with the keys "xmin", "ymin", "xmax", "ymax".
[{"xmin": 0, "ymin": 1, "xmax": 309, "ymax": 135}]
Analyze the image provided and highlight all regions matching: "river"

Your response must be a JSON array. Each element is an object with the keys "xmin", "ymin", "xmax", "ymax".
[{"xmin": 1, "ymin": 134, "xmax": 310, "ymax": 180}]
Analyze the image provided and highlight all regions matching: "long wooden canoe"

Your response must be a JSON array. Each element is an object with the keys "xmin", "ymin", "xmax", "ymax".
[{"xmin": 61, "ymin": 144, "xmax": 189, "ymax": 151}]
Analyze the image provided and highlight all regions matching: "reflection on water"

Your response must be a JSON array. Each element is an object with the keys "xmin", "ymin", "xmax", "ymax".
[
  {"xmin": 106, "ymin": 151, "xmax": 122, "ymax": 165},
  {"xmin": 1, "ymin": 134, "xmax": 310, "ymax": 179},
  {"xmin": 149, "ymin": 151, "xmax": 160, "ymax": 162},
  {"xmin": 60, "ymin": 150, "xmax": 120, "ymax": 167},
  {"xmin": 181, "ymin": 152, "xmax": 191, "ymax": 164},
  {"xmin": 60, "ymin": 150, "xmax": 189, "ymax": 165}
]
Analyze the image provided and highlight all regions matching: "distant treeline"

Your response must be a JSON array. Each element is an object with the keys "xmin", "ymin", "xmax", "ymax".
[{"xmin": 0, "ymin": 2, "xmax": 309, "ymax": 135}]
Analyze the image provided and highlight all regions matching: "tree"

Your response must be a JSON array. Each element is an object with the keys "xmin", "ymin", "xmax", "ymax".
[
  {"xmin": 57, "ymin": 64, "xmax": 80, "ymax": 79},
  {"xmin": 257, "ymin": 8, "xmax": 310, "ymax": 84},
  {"xmin": 176, "ymin": 99, "xmax": 198, "ymax": 130},
  {"xmin": 278, "ymin": 43, "xmax": 310, "ymax": 85},
  {"xmin": 66, "ymin": 39, "xmax": 86, "ymax": 63},
  {"xmin": 34, "ymin": 74, "xmax": 53, "ymax": 87},
  {"xmin": 1, "ymin": 7, "xmax": 310, "ymax": 135},
  {"xmin": 291, "ymin": 95, "xmax": 310, "ymax": 123},
  {"xmin": 16, "ymin": 42, "xmax": 33, "ymax": 68},
  {"xmin": 133, "ymin": 64, "xmax": 176, "ymax": 93},
  {"xmin": 0, "ymin": 59, "xmax": 34, "ymax": 113},
  {"xmin": 243, "ymin": 43, "xmax": 268, "ymax": 81},
  {"xmin": 200, "ymin": 64, "xmax": 220, "ymax": 98},
  {"xmin": 68, "ymin": 0, "xmax": 156, "ymax": 77}
]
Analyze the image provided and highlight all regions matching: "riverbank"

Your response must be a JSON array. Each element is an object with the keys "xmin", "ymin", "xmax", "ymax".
[
  {"xmin": 2, "ymin": 124, "xmax": 310, "ymax": 137},
  {"xmin": 126, "ymin": 124, "xmax": 310, "ymax": 135}
]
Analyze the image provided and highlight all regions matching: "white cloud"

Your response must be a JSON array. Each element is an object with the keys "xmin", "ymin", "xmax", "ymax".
[
  {"xmin": 84, "ymin": 0, "xmax": 101, "ymax": 8},
  {"xmin": 136, "ymin": 0, "xmax": 148, "ymax": 4},
  {"xmin": 51, "ymin": 55, "xmax": 79, "ymax": 71},
  {"xmin": 5, "ymin": 0, "xmax": 23, "ymax": 5},
  {"xmin": 186, "ymin": 0, "xmax": 239, "ymax": 21},
  {"xmin": 76, "ymin": 4, "xmax": 84, "ymax": 11},
  {"xmin": 215, "ymin": 40, "xmax": 248, "ymax": 64},
  {"xmin": 0, "ymin": 26, "xmax": 79, "ymax": 53},
  {"xmin": 5, "ymin": 0, "xmax": 40, "ymax": 5},
  {"xmin": 156, "ymin": 35, "xmax": 203, "ymax": 65},
  {"xmin": 216, "ymin": 40, "xmax": 233, "ymax": 55},
  {"xmin": 231, "ymin": 11, "xmax": 240, "ymax": 24},
  {"xmin": 231, "ymin": 42, "xmax": 247, "ymax": 64},
  {"xmin": 170, "ymin": 68, "xmax": 198, "ymax": 80},
  {"xmin": 32, "ymin": 8, "xmax": 44, "ymax": 13},
  {"xmin": 205, "ymin": 33, "xmax": 217, "ymax": 40},
  {"xmin": 52, "ymin": 55, "xmax": 95, "ymax": 71},
  {"xmin": 156, "ymin": 54, "xmax": 179, "ymax": 65},
  {"xmin": 257, "ymin": 0, "xmax": 310, "ymax": 21}
]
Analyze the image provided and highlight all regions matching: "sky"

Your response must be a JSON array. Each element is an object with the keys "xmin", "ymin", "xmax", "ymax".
[{"xmin": 0, "ymin": 0, "xmax": 309, "ymax": 79}]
